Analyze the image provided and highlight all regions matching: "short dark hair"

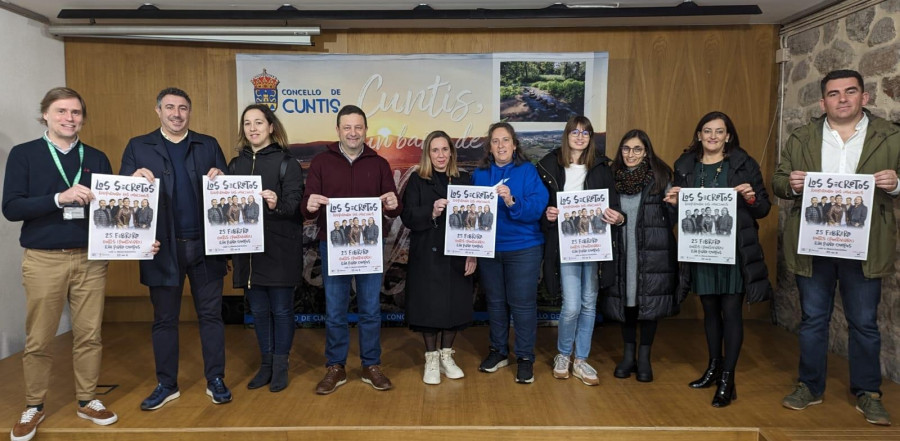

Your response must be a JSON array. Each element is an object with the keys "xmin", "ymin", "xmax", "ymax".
[
  {"xmin": 156, "ymin": 87, "xmax": 192, "ymax": 108},
  {"xmin": 336, "ymin": 105, "xmax": 367, "ymax": 128},
  {"xmin": 820, "ymin": 70, "xmax": 864, "ymax": 97},
  {"xmin": 39, "ymin": 87, "xmax": 87, "ymax": 125}
]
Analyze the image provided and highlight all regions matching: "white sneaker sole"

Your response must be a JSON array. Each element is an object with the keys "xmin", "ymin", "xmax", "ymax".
[
  {"xmin": 76, "ymin": 410, "xmax": 118, "ymax": 426},
  {"xmin": 361, "ymin": 377, "xmax": 393, "ymax": 390},
  {"xmin": 440, "ymin": 366, "xmax": 465, "ymax": 379},
  {"xmin": 479, "ymin": 359, "xmax": 509, "ymax": 373},
  {"xmin": 206, "ymin": 388, "xmax": 232, "ymax": 404}
]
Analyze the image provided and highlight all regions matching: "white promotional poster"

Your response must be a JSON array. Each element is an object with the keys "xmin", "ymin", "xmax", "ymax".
[
  {"xmin": 444, "ymin": 185, "xmax": 498, "ymax": 258},
  {"xmin": 797, "ymin": 172, "xmax": 875, "ymax": 260},
  {"xmin": 202, "ymin": 175, "xmax": 265, "ymax": 256},
  {"xmin": 325, "ymin": 197, "xmax": 384, "ymax": 276},
  {"xmin": 88, "ymin": 174, "xmax": 159, "ymax": 260},
  {"xmin": 556, "ymin": 189, "xmax": 613, "ymax": 262},
  {"xmin": 677, "ymin": 188, "xmax": 738, "ymax": 264}
]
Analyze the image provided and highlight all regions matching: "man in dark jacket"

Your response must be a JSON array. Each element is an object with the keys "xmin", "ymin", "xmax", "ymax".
[
  {"xmin": 681, "ymin": 210, "xmax": 696, "ymax": 234},
  {"xmin": 136, "ymin": 199, "xmax": 153, "ymax": 229},
  {"xmin": 716, "ymin": 207, "xmax": 733, "ymax": 235},
  {"xmin": 480, "ymin": 205, "xmax": 494, "ymax": 231},
  {"xmin": 207, "ymin": 199, "xmax": 225, "ymax": 225},
  {"xmin": 122, "ymin": 87, "xmax": 231, "ymax": 410},
  {"xmin": 804, "ymin": 197, "xmax": 824, "ymax": 225},
  {"xmin": 94, "ymin": 199, "xmax": 112, "ymax": 228},
  {"xmin": 591, "ymin": 208, "xmax": 606, "ymax": 234},
  {"xmin": 364, "ymin": 217, "xmax": 379, "ymax": 245},
  {"xmin": 775, "ymin": 70, "xmax": 899, "ymax": 425},
  {"xmin": 449, "ymin": 205, "xmax": 462, "ymax": 229},
  {"xmin": 848, "ymin": 196, "xmax": 867, "ymax": 227},
  {"xmin": 561, "ymin": 212, "xmax": 576, "ymax": 235},
  {"xmin": 243, "ymin": 195, "xmax": 260, "ymax": 224},
  {"xmin": 302, "ymin": 105, "xmax": 402, "ymax": 395},
  {"xmin": 330, "ymin": 221, "xmax": 346, "ymax": 246}
]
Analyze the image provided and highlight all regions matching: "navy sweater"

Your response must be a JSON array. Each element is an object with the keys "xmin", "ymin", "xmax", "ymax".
[{"xmin": 2, "ymin": 138, "xmax": 113, "ymax": 249}]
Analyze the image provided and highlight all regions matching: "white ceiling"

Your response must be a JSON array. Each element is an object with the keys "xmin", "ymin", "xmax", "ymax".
[{"xmin": 7, "ymin": 0, "xmax": 838, "ymax": 27}]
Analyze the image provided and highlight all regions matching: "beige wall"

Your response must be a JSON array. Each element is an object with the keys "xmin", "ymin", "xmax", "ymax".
[{"xmin": 63, "ymin": 25, "xmax": 780, "ymax": 321}]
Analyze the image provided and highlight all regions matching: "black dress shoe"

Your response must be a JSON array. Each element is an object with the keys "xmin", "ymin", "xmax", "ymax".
[
  {"xmin": 712, "ymin": 371, "xmax": 737, "ymax": 408},
  {"xmin": 689, "ymin": 358, "xmax": 722, "ymax": 389}
]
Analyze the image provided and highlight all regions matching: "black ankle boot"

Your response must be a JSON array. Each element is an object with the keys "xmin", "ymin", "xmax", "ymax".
[
  {"xmin": 636, "ymin": 345, "xmax": 653, "ymax": 382},
  {"xmin": 689, "ymin": 358, "xmax": 721, "ymax": 389},
  {"xmin": 614, "ymin": 343, "xmax": 637, "ymax": 379},
  {"xmin": 248, "ymin": 353, "xmax": 273, "ymax": 389},
  {"xmin": 270, "ymin": 354, "xmax": 289, "ymax": 392},
  {"xmin": 711, "ymin": 371, "xmax": 737, "ymax": 407}
]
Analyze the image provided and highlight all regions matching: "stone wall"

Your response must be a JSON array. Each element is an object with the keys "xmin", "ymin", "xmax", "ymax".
[{"xmin": 778, "ymin": 0, "xmax": 900, "ymax": 382}]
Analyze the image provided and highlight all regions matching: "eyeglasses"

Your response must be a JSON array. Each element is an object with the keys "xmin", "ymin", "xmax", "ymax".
[
  {"xmin": 621, "ymin": 146, "xmax": 645, "ymax": 155},
  {"xmin": 569, "ymin": 129, "xmax": 591, "ymax": 137}
]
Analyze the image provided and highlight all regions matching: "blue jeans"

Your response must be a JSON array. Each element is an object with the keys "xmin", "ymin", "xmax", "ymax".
[
  {"xmin": 557, "ymin": 261, "xmax": 598, "ymax": 360},
  {"xmin": 478, "ymin": 244, "xmax": 542, "ymax": 360},
  {"xmin": 319, "ymin": 241, "xmax": 383, "ymax": 367},
  {"xmin": 246, "ymin": 286, "xmax": 295, "ymax": 356},
  {"xmin": 795, "ymin": 256, "xmax": 882, "ymax": 396}
]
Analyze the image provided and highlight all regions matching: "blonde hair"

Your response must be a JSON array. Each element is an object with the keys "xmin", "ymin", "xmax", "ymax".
[{"xmin": 417, "ymin": 130, "xmax": 459, "ymax": 179}]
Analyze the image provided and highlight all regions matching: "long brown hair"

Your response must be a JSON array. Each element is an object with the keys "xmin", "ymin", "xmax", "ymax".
[
  {"xmin": 611, "ymin": 129, "xmax": 672, "ymax": 195},
  {"xmin": 417, "ymin": 130, "xmax": 460, "ymax": 179},
  {"xmin": 235, "ymin": 104, "xmax": 289, "ymax": 151},
  {"xmin": 558, "ymin": 115, "xmax": 597, "ymax": 168}
]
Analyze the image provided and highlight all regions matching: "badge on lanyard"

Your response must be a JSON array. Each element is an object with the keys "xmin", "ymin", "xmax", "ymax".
[
  {"xmin": 63, "ymin": 205, "xmax": 86, "ymax": 220},
  {"xmin": 45, "ymin": 138, "xmax": 87, "ymax": 221}
]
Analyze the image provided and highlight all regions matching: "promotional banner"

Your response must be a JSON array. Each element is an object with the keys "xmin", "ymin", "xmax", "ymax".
[
  {"xmin": 677, "ymin": 188, "xmax": 737, "ymax": 264},
  {"xmin": 236, "ymin": 52, "xmax": 609, "ymax": 323},
  {"xmin": 556, "ymin": 189, "xmax": 612, "ymax": 262},
  {"xmin": 202, "ymin": 175, "xmax": 265, "ymax": 256},
  {"xmin": 88, "ymin": 174, "xmax": 159, "ymax": 260},
  {"xmin": 325, "ymin": 197, "xmax": 384, "ymax": 275},
  {"xmin": 797, "ymin": 172, "xmax": 875, "ymax": 260},
  {"xmin": 444, "ymin": 184, "xmax": 498, "ymax": 258}
]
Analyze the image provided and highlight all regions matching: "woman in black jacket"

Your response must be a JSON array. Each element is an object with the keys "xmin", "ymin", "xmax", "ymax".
[
  {"xmin": 602, "ymin": 129, "xmax": 677, "ymax": 384},
  {"xmin": 228, "ymin": 104, "xmax": 304, "ymax": 392},
  {"xmin": 538, "ymin": 115, "xmax": 622, "ymax": 386},
  {"xmin": 401, "ymin": 130, "xmax": 477, "ymax": 385},
  {"xmin": 664, "ymin": 111, "xmax": 772, "ymax": 407}
]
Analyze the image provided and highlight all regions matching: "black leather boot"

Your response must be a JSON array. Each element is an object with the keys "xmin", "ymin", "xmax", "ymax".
[
  {"xmin": 688, "ymin": 358, "xmax": 721, "ymax": 388},
  {"xmin": 614, "ymin": 343, "xmax": 637, "ymax": 379},
  {"xmin": 636, "ymin": 345, "xmax": 653, "ymax": 382},
  {"xmin": 248, "ymin": 353, "xmax": 273, "ymax": 389},
  {"xmin": 712, "ymin": 371, "xmax": 737, "ymax": 407},
  {"xmin": 270, "ymin": 354, "xmax": 289, "ymax": 392}
]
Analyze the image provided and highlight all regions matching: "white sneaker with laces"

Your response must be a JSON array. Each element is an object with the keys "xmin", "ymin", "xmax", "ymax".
[
  {"xmin": 553, "ymin": 353, "xmax": 571, "ymax": 379},
  {"xmin": 439, "ymin": 348, "xmax": 465, "ymax": 379},
  {"xmin": 424, "ymin": 351, "xmax": 441, "ymax": 385}
]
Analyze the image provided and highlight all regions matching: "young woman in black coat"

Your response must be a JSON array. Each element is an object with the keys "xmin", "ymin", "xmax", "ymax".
[
  {"xmin": 401, "ymin": 130, "xmax": 477, "ymax": 385},
  {"xmin": 664, "ymin": 111, "xmax": 772, "ymax": 408},
  {"xmin": 602, "ymin": 129, "xmax": 678, "ymax": 384},
  {"xmin": 228, "ymin": 104, "xmax": 304, "ymax": 392}
]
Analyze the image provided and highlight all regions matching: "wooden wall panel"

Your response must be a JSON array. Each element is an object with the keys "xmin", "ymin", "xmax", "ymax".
[{"xmin": 64, "ymin": 25, "xmax": 779, "ymax": 319}]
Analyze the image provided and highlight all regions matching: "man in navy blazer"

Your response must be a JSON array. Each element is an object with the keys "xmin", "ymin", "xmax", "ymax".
[{"xmin": 120, "ymin": 87, "xmax": 231, "ymax": 411}]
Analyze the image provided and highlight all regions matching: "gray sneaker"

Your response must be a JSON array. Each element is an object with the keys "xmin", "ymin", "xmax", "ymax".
[
  {"xmin": 856, "ymin": 391, "xmax": 892, "ymax": 426},
  {"xmin": 782, "ymin": 383, "xmax": 823, "ymax": 410}
]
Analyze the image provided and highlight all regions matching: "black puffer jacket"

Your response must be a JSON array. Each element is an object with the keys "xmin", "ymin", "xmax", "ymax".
[
  {"xmin": 673, "ymin": 146, "xmax": 772, "ymax": 303},
  {"xmin": 600, "ymin": 179, "xmax": 679, "ymax": 322},
  {"xmin": 228, "ymin": 144, "xmax": 305, "ymax": 288},
  {"xmin": 537, "ymin": 149, "xmax": 620, "ymax": 299}
]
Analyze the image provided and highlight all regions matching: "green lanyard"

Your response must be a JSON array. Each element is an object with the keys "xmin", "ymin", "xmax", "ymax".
[{"xmin": 45, "ymin": 138, "xmax": 83, "ymax": 188}]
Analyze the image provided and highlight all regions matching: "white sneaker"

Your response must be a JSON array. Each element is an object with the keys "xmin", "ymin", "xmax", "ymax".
[
  {"xmin": 424, "ymin": 351, "xmax": 441, "ymax": 385},
  {"xmin": 439, "ymin": 348, "xmax": 465, "ymax": 379},
  {"xmin": 553, "ymin": 353, "xmax": 571, "ymax": 379},
  {"xmin": 573, "ymin": 358, "xmax": 600, "ymax": 386}
]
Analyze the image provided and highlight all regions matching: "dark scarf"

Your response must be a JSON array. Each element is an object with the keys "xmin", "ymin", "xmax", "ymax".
[{"xmin": 615, "ymin": 159, "xmax": 653, "ymax": 195}]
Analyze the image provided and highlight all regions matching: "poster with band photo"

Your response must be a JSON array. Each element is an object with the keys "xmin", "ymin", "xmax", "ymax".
[
  {"xmin": 325, "ymin": 197, "xmax": 384, "ymax": 276},
  {"xmin": 556, "ymin": 189, "xmax": 612, "ymax": 262},
  {"xmin": 797, "ymin": 172, "xmax": 874, "ymax": 260},
  {"xmin": 202, "ymin": 175, "xmax": 265, "ymax": 256},
  {"xmin": 677, "ymin": 188, "xmax": 737, "ymax": 264},
  {"xmin": 444, "ymin": 184, "xmax": 498, "ymax": 258},
  {"xmin": 88, "ymin": 173, "xmax": 160, "ymax": 260}
]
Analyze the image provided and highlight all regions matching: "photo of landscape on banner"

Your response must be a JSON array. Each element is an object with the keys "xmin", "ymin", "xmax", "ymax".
[
  {"xmin": 236, "ymin": 52, "xmax": 608, "ymax": 323},
  {"xmin": 797, "ymin": 172, "xmax": 874, "ymax": 260}
]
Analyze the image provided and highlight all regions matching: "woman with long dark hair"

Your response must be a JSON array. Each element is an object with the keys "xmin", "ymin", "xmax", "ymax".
[
  {"xmin": 473, "ymin": 122, "xmax": 549, "ymax": 384},
  {"xmin": 401, "ymin": 130, "xmax": 477, "ymax": 385},
  {"xmin": 538, "ymin": 115, "xmax": 622, "ymax": 386},
  {"xmin": 602, "ymin": 129, "xmax": 677, "ymax": 384},
  {"xmin": 228, "ymin": 104, "xmax": 304, "ymax": 392},
  {"xmin": 664, "ymin": 111, "xmax": 771, "ymax": 407}
]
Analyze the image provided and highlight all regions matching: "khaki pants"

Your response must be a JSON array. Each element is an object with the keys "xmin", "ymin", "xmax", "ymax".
[{"xmin": 22, "ymin": 248, "xmax": 108, "ymax": 405}]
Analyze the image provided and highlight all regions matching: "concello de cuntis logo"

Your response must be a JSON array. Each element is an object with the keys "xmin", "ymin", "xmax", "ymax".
[{"xmin": 252, "ymin": 69, "xmax": 279, "ymax": 111}]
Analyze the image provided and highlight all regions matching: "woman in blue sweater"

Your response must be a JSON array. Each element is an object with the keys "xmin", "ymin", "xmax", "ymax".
[{"xmin": 473, "ymin": 122, "xmax": 549, "ymax": 384}]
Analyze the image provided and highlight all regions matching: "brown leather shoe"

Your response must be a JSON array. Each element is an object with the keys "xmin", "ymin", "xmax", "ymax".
[
  {"xmin": 361, "ymin": 365, "xmax": 393, "ymax": 391},
  {"xmin": 315, "ymin": 365, "xmax": 347, "ymax": 395},
  {"xmin": 76, "ymin": 400, "xmax": 118, "ymax": 426},
  {"xmin": 11, "ymin": 407, "xmax": 44, "ymax": 441}
]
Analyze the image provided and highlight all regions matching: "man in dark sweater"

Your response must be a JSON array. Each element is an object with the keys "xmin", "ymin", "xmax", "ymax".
[
  {"xmin": 3, "ymin": 87, "xmax": 120, "ymax": 441},
  {"xmin": 302, "ymin": 105, "xmax": 402, "ymax": 395},
  {"xmin": 121, "ymin": 87, "xmax": 231, "ymax": 411}
]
